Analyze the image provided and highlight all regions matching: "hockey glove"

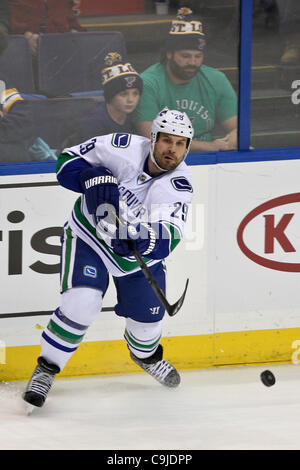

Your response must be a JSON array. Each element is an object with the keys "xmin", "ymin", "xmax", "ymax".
[
  {"xmin": 79, "ymin": 166, "xmax": 119, "ymax": 218},
  {"xmin": 112, "ymin": 223, "xmax": 157, "ymax": 257}
]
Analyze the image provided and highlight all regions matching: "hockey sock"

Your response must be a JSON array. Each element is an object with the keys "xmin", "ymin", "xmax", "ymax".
[
  {"xmin": 124, "ymin": 318, "xmax": 163, "ymax": 360},
  {"xmin": 41, "ymin": 287, "xmax": 103, "ymax": 371},
  {"xmin": 41, "ymin": 307, "xmax": 89, "ymax": 370}
]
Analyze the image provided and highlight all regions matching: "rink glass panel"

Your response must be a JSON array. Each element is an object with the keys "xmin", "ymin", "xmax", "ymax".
[
  {"xmin": 250, "ymin": 0, "xmax": 300, "ymax": 148},
  {"xmin": 0, "ymin": 1, "xmax": 240, "ymax": 164}
]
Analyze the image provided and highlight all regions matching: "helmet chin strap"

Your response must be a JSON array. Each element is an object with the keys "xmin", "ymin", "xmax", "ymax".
[{"xmin": 150, "ymin": 141, "xmax": 169, "ymax": 172}]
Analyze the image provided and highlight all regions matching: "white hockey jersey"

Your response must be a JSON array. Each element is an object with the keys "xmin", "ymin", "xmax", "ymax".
[{"xmin": 57, "ymin": 133, "xmax": 194, "ymax": 277}]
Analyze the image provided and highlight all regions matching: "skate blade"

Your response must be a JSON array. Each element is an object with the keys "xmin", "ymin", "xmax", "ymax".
[{"xmin": 24, "ymin": 402, "xmax": 35, "ymax": 416}]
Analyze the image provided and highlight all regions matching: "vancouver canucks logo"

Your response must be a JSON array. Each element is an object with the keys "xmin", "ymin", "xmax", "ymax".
[
  {"xmin": 83, "ymin": 265, "xmax": 97, "ymax": 278},
  {"xmin": 171, "ymin": 177, "xmax": 193, "ymax": 192},
  {"xmin": 112, "ymin": 133, "xmax": 131, "ymax": 148}
]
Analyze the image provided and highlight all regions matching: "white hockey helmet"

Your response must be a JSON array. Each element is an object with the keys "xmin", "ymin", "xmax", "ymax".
[{"xmin": 150, "ymin": 107, "xmax": 194, "ymax": 171}]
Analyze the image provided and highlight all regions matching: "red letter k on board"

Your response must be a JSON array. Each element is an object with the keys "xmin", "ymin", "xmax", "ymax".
[{"xmin": 264, "ymin": 213, "xmax": 296, "ymax": 254}]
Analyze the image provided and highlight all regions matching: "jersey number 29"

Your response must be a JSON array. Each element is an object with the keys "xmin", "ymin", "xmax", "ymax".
[
  {"xmin": 171, "ymin": 202, "xmax": 188, "ymax": 222},
  {"xmin": 79, "ymin": 138, "xmax": 96, "ymax": 155}
]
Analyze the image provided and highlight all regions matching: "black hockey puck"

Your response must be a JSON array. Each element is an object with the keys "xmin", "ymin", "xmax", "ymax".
[{"xmin": 260, "ymin": 370, "xmax": 275, "ymax": 387}]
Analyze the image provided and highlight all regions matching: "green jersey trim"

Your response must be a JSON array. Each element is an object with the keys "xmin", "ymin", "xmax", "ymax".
[
  {"xmin": 73, "ymin": 197, "xmax": 151, "ymax": 273},
  {"xmin": 56, "ymin": 152, "xmax": 80, "ymax": 175},
  {"xmin": 61, "ymin": 226, "xmax": 74, "ymax": 292},
  {"xmin": 163, "ymin": 222, "xmax": 181, "ymax": 253}
]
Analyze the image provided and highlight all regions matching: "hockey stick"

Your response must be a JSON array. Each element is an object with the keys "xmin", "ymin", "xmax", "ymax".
[
  {"xmin": 114, "ymin": 214, "xmax": 189, "ymax": 316},
  {"xmin": 130, "ymin": 244, "xmax": 189, "ymax": 317}
]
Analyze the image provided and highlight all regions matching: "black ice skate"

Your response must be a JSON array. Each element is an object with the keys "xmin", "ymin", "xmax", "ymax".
[
  {"xmin": 22, "ymin": 356, "xmax": 60, "ymax": 408},
  {"xmin": 130, "ymin": 344, "xmax": 180, "ymax": 388}
]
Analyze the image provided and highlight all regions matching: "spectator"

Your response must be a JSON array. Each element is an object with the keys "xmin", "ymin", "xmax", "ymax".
[
  {"xmin": 0, "ymin": 87, "xmax": 56, "ymax": 162},
  {"xmin": 63, "ymin": 52, "xmax": 143, "ymax": 148},
  {"xmin": 0, "ymin": 88, "xmax": 35, "ymax": 162},
  {"xmin": 0, "ymin": 0, "xmax": 11, "ymax": 55},
  {"xmin": 9, "ymin": 0, "xmax": 84, "ymax": 55},
  {"xmin": 133, "ymin": 8, "xmax": 238, "ymax": 152}
]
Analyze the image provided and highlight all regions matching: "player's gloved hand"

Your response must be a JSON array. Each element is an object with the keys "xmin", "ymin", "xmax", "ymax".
[
  {"xmin": 111, "ymin": 223, "xmax": 157, "ymax": 257},
  {"xmin": 79, "ymin": 166, "xmax": 119, "ymax": 218}
]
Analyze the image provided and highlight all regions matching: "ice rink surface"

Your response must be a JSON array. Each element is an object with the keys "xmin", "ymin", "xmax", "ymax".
[{"xmin": 1, "ymin": 363, "xmax": 300, "ymax": 450}]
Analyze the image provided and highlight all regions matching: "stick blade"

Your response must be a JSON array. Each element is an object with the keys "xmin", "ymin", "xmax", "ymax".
[{"xmin": 167, "ymin": 279, "xmax": 189, "ymax": 317}]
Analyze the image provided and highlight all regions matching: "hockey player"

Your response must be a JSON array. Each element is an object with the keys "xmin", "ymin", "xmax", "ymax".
[{"xmin": 23, "ymin": 107, "xmax": 194, "ymax": 408}]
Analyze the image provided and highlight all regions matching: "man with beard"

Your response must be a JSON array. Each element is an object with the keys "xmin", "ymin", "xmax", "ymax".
[{"xmin": 133, "ymin": 8, "xmax": 238, "ymax": 152}]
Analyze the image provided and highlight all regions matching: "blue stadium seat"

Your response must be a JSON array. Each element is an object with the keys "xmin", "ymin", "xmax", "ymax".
[
  {"xmin": 29, "ymin": 96, "xmax": 104, "ymax": 151},
  {"xmin": 38, "ymin": 32, "xmax": 127, "ymax": 96},
  {"xmin": 0, "ymin": 35, "xmax": 35, "ymax": 93}
]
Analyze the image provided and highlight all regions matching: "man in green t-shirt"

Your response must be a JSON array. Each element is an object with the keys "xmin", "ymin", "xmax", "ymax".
[{"xmin": 133, "ymin": 8, "xmax": 238, "ymax": 152}]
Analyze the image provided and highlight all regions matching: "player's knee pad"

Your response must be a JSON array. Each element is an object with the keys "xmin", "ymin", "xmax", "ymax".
[
  {"xmin": 60, "ymin": 286, "xmax": 103, "ymax": 325},
  {"xmin": 124, "ymin": 318, "xmax": 163, "ymax": 359}
]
